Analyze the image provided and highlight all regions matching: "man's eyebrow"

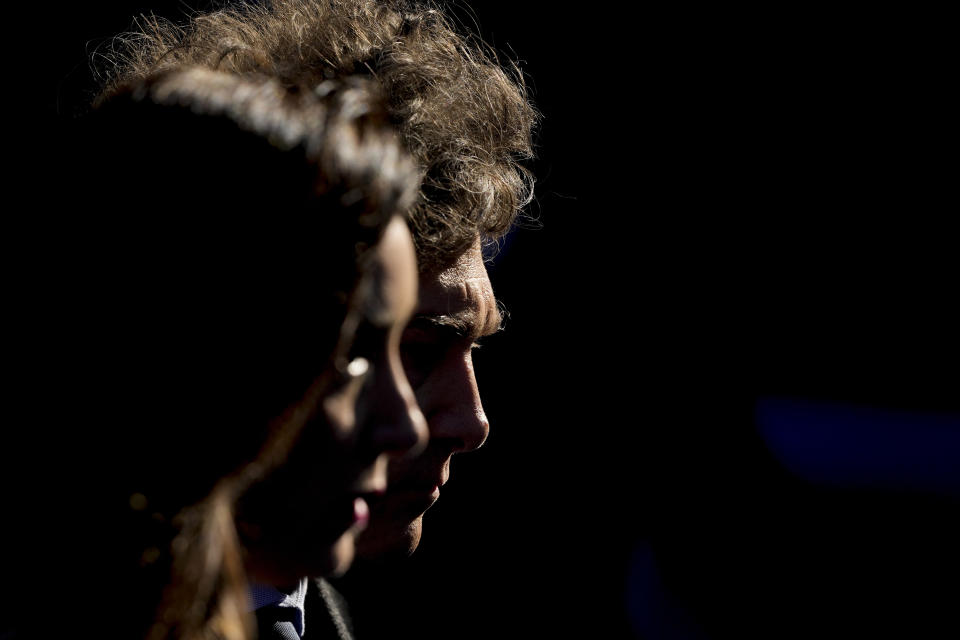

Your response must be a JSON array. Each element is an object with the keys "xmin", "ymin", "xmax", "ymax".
[{"xmin": 407, "ymin": 307, "xmax": 504, "ymax": 341}]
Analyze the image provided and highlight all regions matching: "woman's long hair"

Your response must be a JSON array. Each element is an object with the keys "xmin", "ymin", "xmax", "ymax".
[{"xmin": 50, "ymin": 67, "xmax": 418, "ymax": 640}]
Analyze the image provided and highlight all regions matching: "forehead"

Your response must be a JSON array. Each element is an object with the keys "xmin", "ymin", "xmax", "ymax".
[
  {"xmin": 417, "ymin": 241, "xmax": 501, "ymax": 339},
  {"xmin": 365, "ymin": 218, "xmax": 418, "ymax": 327}
]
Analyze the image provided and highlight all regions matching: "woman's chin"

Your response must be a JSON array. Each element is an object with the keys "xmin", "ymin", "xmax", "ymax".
[
  {"xmin": 325, "ymin": 531, "xmax": 358, "ymax": 577},
  {"xmin": 242, "ymin": 527, "xmax": 360, "ymax": 585}
]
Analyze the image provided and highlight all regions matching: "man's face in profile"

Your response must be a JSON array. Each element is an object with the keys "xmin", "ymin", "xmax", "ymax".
[{"xmin": 357, "ymin": 239, "xmax": 502, "ymax": 558}]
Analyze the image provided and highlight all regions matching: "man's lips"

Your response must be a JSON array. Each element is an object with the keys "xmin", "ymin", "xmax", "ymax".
[
  {"xmin": 365, "ymin": 478, "xmax": 442, "ymax": 516},
  {"xmin": 391, "ymin": 475, "xmax": 442, "ymax": 497},
  {"xmin": 391, "ymin": 462, "xmax": 449, "ymax": 492},
  {"xmin": 375, "ymin": 457, "xmax": 451, "ymax": 513}
]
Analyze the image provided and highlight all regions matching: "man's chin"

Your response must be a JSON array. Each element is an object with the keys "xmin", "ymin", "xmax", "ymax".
[{"xmin": 355, "ymin": 515, "xmax": 423, "ymax": 561}]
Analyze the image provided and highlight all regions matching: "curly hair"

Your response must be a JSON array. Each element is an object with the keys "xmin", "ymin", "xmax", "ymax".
[{"xmin": 96, "ymin": 0, "xmax": 537, "ymax": 270}]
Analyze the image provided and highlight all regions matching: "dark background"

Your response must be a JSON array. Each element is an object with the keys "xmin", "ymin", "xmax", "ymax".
[{"xmin": 10, "ymin": 2, "xmax": 958, "ymax": 638}]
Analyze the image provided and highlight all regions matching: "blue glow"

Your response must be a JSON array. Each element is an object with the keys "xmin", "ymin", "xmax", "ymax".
[{"xmin": 755, "ymin": 397, "xmax": 960, "ymax": 496}]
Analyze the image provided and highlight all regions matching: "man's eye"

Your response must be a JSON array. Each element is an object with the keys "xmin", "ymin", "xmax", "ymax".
[
  {"xmin": 400, "ymin": 342, "xmax": 443, "ymax": 366},
  {"xmin": 399, "ymin": 342, "xmax": 446, "ymax": 388}
]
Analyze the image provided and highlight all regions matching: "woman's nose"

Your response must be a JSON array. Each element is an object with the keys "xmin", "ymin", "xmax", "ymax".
[{"xmin": 366, "ymin": 351, "xmax": 429, "ymax": 457}]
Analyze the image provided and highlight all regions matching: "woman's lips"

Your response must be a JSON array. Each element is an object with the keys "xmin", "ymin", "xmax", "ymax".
[{"xmin": 353, "ymin": 496, "xmax": 370, "ymax": 528}]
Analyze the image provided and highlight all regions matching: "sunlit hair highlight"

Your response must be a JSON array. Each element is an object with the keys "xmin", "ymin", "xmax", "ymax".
[{"xmin": 96, "ymin": 0, "xmax": 537, "ymax": 269}]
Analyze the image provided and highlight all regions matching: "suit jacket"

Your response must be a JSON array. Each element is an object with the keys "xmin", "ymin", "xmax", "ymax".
[{"xmin": 256, "ymin": 578, "xmax": 354, "ymax": 640}]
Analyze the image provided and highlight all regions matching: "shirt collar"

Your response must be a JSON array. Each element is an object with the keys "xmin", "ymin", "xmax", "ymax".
[{"xmin": 248, "ymin": 577, "xmax": 309, "ymax": 637}]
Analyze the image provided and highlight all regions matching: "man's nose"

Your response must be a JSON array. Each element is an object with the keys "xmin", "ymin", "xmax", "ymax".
[
  {"xmin": 420, "ymin": 352, "xmax": 489, "ymax": 453},
  {"xmin": 367, "ymin": 354, "xmax": 429, "ymax": 457}
]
